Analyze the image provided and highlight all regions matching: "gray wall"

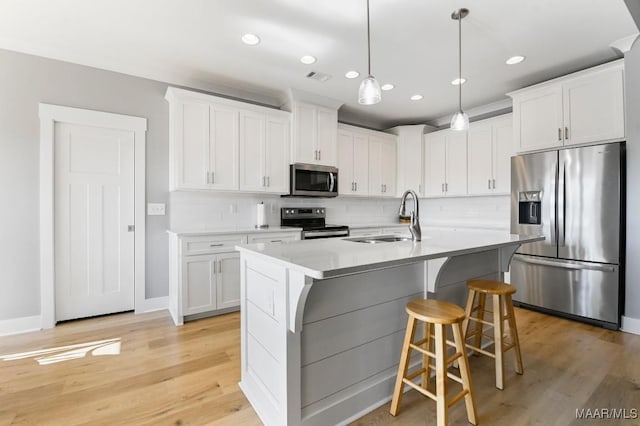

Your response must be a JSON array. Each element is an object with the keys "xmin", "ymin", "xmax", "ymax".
[
  {"xmin": 624, "ymin": 40, "xmax": 640, "ymax": 319},
  {"xmin": 0, "ymin": 48, "xmax": 171, "ymax": 320}
]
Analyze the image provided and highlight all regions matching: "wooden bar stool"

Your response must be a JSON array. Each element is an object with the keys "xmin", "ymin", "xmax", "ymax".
[
  {"xmin": 390, "ymin": 299, "xmax": 477, "ymax": 426},
  {"xmin": 462, "ymin": 279, "xmax": 523, "ymax": 390}
]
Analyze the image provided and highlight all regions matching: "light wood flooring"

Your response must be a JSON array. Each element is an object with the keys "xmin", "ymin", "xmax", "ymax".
[{"xmin": 1, "ymin": 308, "xmax": 639, "ymax": 425}]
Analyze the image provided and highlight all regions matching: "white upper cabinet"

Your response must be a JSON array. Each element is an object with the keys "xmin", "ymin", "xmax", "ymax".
[
  {"xmin": 239, "ymin": 110, "xmax": 290, "ymax": 194},
  {"xmin": 509, "ymin": 60, "xmax": 624, "ymax": 153},
  {"xmin": 338, "ymin": 124, "xmax": 396, "ymax": 198},
  {"xmin": 387, "ymin": 124, "xmax": 431, "ymax": 197},
  {"xmin": 292, "ymin": 102, "xmax": 338, "ymax": 166},
  {"xmin": 337, "ymin": 128, "xmax": 369, "ymax": 196},
  {"xmin": 467, "ymin": 114, "xmax": 513, "ymax": 195},
  {"xmin": 424, "ymin": 129, "xmax": 467, "ymax": 197},
  {"xmin": 167, "ymin": 87, "xmax": 290, "ymax": 194},
  {"xmin": 169, "ymin": 97, "xmax": 239, "ymax": 191},
  {"xmin": 368, "ymin": 135, "xmax": 397, "ymax": 197}
]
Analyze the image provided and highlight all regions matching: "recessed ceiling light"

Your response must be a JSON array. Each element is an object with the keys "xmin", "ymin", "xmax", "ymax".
[
  {"xmin": 300, "ymin": 55, "xmax": 317, "ymax": 65},
  {"xmin": 506, "ymin": 55, "xmax": 525, "ymax": 65},
  {"xmin": 381, "ymin": 84, "xmax": 395, "ymax": 91},
  {"xmin": 410, "ymin": 94, "xmax": 423, "ymax": 101},
  {"xmin": 241, "ymin": 33, "xmax": 260, "ymax": 46},
  {"xmin": 451, "ymin": 78, "xmax": 466, "ymax": 85},
  {"xmin": 345, "ymin": 70, "xmax": 360, "ymax": 79}
]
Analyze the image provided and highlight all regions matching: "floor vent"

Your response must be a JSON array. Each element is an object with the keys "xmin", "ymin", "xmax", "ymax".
[{"xmin": 306, "ymin": 71, "xmax": 332, "ymax": 82}]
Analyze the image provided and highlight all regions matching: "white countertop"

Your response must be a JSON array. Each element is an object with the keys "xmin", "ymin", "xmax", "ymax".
[
  {"xmin": 167, "ymin": 226, "xmax": 302, "ymax": 237},
  {"xmin": 345, "ymin": 223, "xmax": 408, "ymax": 229},
  {"xmin": 236, "ymin": 229, "xmax": 544, "ymax": 279}
]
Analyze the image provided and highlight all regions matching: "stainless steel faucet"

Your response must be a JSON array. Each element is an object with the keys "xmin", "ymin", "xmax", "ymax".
[{"xmin": 398, "ymin": 189, "xmax": 421, "ymax": 241}]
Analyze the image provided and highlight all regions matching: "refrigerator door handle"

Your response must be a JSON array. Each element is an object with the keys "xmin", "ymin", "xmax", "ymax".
[
  {"xmin": 558, "ymin": 162, "xmax": 566, "ymax": 247},
  {"xmin": 550, "ymin": 164, "xmax": 557, "ymax": 245},
  {"xmin": 515, "ymin": 256, "xmax": 617, "ymax": 273}
]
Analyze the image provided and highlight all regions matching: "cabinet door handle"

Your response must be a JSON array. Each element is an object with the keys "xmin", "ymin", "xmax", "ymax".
[
  {"xmin": 564, "ymin": 127, "xmax": 569, "ymax": 140},
  {"xmin": 210, "ymin": 243, "xmax": 224, "ymax": 247},
  {"xmin": 488, "ymin": 179, "xmax": 491, "ymax": 189},
  {"xmin": 355, "ymin": 182, "xmax": 358, "ymax": 191},
  {"xmin": 441, "ymin": 183, "xmax": 444, "ymax": 192},
  {"xmin": 270, "ymin": 240, "xmax": 282, "ymax": 243},
  {"xmin": 206, "ymin": 172, "xmax": 210, "ymax": 184},
  {"xmin": 211, "ymin": 171, "xmax": 215, "ymax": 184},
  {"xmin": 212, "ymin": 260, "xmax": 217, "ymax": 274},
  {"xmin": 445, "ymin": 183, "xmax": 448, "ymax": 192},
  {"xmin": 318, "ymin": 150, "xmax": 321, "ymax": 161},
  {"xmin": 267, "ymin": 176, "xmax": 270, "ymax": 187},
  {"xmin": 218, "ymin": 260, "xmax": 222, "ymax": 274},
  {"xmin": 558, "ymin": 128, "xmax": 562, "ymax": 141},
  {"xmin": 492, "ymin": 179, "xmax": 496, "ymax": 189}
]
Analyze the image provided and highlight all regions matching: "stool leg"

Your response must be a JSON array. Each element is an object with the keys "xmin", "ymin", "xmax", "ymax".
[
  {"xmin": 493, "ymin": 295, "xmax": 505, "ymax": 390},
  {"xmin": 473, "ymin": 293, "xmax": 487, "ymax": 354},
  {"xmin": 452, "ymin": 322, "xmax": 478, "ymax": 426},
  {"xmin": 505, "ymin": 294, "xmax": 524, "ymax": 375},
  {"xmin": 422, "ymin": 321, "xmax": 433, "ymax": 389},
  {"xmin": 435, "ymin": 323, "xmax": 448, "ymax": 426},
  {"xmin": 462, "ymin": 289, "xmax": 476, "ymax": 347},
  {"xmin": 390, "ymin": 315, "xmax": 417, "ymax": 416}
]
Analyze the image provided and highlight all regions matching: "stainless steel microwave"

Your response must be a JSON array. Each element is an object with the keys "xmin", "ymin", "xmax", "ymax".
[{"xmin": 288, "ymin": 163, "xmax": 338, "ymax": 197}]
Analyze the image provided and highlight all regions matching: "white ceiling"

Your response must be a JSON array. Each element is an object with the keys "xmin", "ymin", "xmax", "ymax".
[{"xmin": 0, "ymin": 0, "xmax": 637, "ymax": 129}]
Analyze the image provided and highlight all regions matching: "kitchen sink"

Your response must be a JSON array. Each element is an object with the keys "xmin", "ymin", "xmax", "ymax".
[{"xmin": 345, "ymin": 235, "xmax": 413, "ymax": 244}]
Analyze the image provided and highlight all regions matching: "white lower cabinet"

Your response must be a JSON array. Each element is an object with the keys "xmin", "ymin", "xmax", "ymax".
[{"xmin": 169, "ymin": 231, "xmax": 300, "ymax": 325}]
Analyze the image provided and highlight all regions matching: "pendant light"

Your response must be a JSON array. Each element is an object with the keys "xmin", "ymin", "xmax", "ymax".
[
  {"xmin": 358, "ymin": 0, "xmax": 381, "ymax": 105},
  {"xmin": 450, "ymin": 8, "xmax": 469, "ymax": 131}
]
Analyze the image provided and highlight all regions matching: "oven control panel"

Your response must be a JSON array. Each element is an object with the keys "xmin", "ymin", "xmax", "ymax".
[{"xmin": 281, "ymin": 207, "xmax": 326, "ymax": 219}]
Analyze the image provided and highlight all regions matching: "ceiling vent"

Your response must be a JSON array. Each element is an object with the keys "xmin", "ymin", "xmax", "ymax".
[{"xmin": 306, "ymin": 71, "xmax": 332, "ymax": 82}]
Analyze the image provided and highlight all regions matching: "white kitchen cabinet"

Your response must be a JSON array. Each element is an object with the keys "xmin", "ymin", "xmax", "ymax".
[
  {"xmin": 424, "ymin": 129, "xmax": 467, "ymax": 197},
  {"xmin": 291, "ymin": 102, "xmax": 338, "ymax": 166},
  {"xmin": 509, "ymin": 60, "xmax": 624, "ymax": 153},
  {"xmin": 387, "ymin": 124, "xmax": 433, "ymax": 197},
  {"xmin": 247, "ymin": 231, "xmax": 301, "ymax": 243},
  {"xmin": 338, "ymin": 128, "xmax": 369, "ymax": 196},
  {"xmin": 168, "ymin": 97, "xmax": 239, "ymax": 191},
  {"xmin": 168, "ymin": 233, "xmax": 246, "ymax": 325},
  {"xmin": 369, "ymin": 134, "xmax": 397, "ymax": 197},
  {"xmin": 239, "ymin": 110, "xmax": 290, "ymax": 194},
  {"xmin": 467, "ymin": 115, "xmax": 513, "ymax": 195}
]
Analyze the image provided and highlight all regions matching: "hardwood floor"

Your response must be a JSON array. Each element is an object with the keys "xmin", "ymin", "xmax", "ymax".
[{"xmin": 1, "ymin": 308, "xmax": 639, "ymax": 425}]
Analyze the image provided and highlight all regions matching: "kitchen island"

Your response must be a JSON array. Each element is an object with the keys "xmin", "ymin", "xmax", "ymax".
[{"xmin": 235, "ymin": 229, "xmax": 543, "ymax": 426}]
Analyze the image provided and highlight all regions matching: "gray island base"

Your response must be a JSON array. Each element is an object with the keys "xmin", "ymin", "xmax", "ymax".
[{"xmin": 235, "ymin": 229, "xmax": 543, "ymax": 426}]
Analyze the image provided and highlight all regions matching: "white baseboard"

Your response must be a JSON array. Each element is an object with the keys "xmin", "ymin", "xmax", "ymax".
[
  {"xmin": 0, "ymin": 315, "xmax": 42, "ymax": 337},
  {"xmin": 621, "ymin": 315, "xmax": 640, "ymax": 335},
  {"xmin": 135, "ymin": 296, "xmax": 168, "ymax": 314}
]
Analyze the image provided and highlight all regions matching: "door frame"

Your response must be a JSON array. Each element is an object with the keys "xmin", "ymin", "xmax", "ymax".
[{"xmin": 39, "ymin": 104, "xmax": 147, "ymax": 328}]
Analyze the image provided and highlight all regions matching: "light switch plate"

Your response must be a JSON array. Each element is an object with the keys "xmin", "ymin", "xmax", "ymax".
[{"xmin": 147, "ymin": 203, "xmax": 166, "ymax": 216}]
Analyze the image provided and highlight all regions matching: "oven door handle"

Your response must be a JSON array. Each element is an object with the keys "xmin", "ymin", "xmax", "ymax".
[
  {"xmin": 303, "ymin": 230, "xmax": 348, "ymax": 239},
  {"xmin": 328, "ymin": 172, "xmax": 335, "ymax": 192}
]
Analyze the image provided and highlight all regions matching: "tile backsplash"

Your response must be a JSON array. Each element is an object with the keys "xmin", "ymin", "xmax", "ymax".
[{"xmin": 169, "ymin": 192, "xmax": 510, "ymax": 231}]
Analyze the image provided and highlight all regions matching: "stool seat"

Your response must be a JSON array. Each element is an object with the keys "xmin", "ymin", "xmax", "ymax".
[
  {"xmin": 467, "ymin": 279, "xmax": 516, "ymax": 295},
  {"xmin": 406, "ymin": 299, "xmax": 466, "ymax": 324}
]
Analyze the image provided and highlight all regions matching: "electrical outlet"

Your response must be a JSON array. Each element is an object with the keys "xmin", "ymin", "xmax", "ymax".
[{"xmin": 147, "ymin": 203, "xmax": 166, "ymax": 216}]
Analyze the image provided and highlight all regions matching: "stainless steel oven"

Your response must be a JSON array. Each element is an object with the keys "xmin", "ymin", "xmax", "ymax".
[
  {"xmin": 289, "ymin": 163, "xmax": 338, "ymax": 197},
  {"xmin": 281, "ymin": 207, "xmax": 349, "ymax": 239}
]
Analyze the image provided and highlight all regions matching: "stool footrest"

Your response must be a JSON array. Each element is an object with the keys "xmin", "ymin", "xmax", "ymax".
[
  {"xmin": 446, "ymin": 371, "xmax": 464, "ymax": 384},
  {"xmin": 405, "ymin": 367, "xmax": 427, "ymax": 381},
  {"xmin": 408, "ymin": 343, "xmax": 434, "ymax": 358},
  {"xmin": 465, "ymin": 344, "xmax": 495, "ymax": 358},
  {"xmin": 447, "ymin": 390, "xmax": 470, "ymax": 408},
  {"xmin": 468, "ymin": 317, "xmax": 494, "ymax": 327},
  {"xmin": 403, "ymin": 378, "xmax": 437, "ymax": 401}
]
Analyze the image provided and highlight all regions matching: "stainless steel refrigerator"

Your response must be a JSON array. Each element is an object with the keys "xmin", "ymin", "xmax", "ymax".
[{"xmin": 510, "ymin": 142, "xmax": 625, "ymax": 329}]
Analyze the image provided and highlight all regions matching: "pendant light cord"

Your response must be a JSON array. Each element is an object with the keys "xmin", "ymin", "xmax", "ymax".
[
  {"xmin": 458, "ymin": 10, "xmax": 462, "ymax": 111},
  {"xmin": 366, "ymin": 0, "xmax": 371, "ymax": 76}
]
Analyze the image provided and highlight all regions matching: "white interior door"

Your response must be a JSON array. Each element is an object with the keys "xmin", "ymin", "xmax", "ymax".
[{"xmin": 54, "ymin": 122, "xmax": 135, "ymax": 321}]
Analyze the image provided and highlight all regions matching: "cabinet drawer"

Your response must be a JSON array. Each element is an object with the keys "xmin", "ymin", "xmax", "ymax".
[
  {"xmin": 182, "ymin": 234, "xmax": 247, "ymax": 255},
  {"xmin": 247, "ymin": 232, "xmax": 300, "ymax": 244}
]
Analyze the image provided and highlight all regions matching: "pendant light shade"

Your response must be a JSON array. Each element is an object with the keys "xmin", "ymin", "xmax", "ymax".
[
  {"xmin": 359, "ymin": 75, "xmax": 382, "ymax": 105},
  {"xmin": 358, "ymin": 0, "xmax": 381, "ymax": 105},
  {"xmin": 450, "ymin": 8, "xmax": 469, "ymax": 131},
  {"xmin": 450, "ymin": 110, "xmax": 469, "ymax": 131}
]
